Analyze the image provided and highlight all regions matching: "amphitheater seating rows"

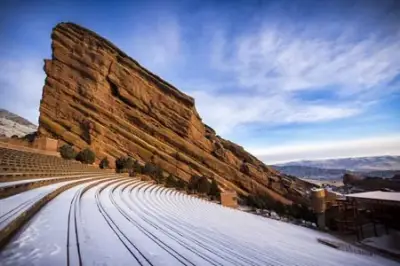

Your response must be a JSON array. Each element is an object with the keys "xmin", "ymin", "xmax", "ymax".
[
  {"xmin": 0, "ymin": 146, "xmax": 114, "ymax": 196},
  {"xmin": 0, "ymin": 147, "xmax": 103, "ymax": 176}
]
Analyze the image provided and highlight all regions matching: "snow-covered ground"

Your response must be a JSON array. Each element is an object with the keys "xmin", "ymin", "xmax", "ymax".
[
  {"xmin": 362, "ymin": 233, "xmax": 400, "ymax": 256},
  {"xmin": 0, "ymin": 177, "xmax": 118, "ymax": 266},
  {"xmin": 1, "ymin": 177, "xmax": 399, "ymax": 266},
  {"xmin": 0, "ymin": 173, "xmax": 106, "ymax": 189},
  {"xmin": 0, "ymin": 175, "xmax": 113, "ymax": 231}
]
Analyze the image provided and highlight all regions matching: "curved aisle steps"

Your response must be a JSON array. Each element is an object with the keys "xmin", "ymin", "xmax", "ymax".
[
  {"xmin": 67, "ymin": 177, "xmax": 124, "ymax": 266},
  {"xmin": 149, "ymin": 186, "xmax": 280, "ymax": 262},
  {"xmin": 158, "ymin": 187, "xmax": 338, "ymax": 266},
  {"xmin": 138, "ymin": 183, "xmax": 296, "ymax": 265},
  {"xmin": 96, "ymin": 179, "xmax": 196, "ymax": 266},
  {"xmin": 80, "ymin": 178, "xmax": 149, "ymax": 266},
  {"xmin": 155, "ymin": 188, "xmax": 354, "ymax": 266},
  {"xmin": 95, "ymin": 179, "xmax": 154, "ymax": 266},
  {"xmin": 140, "ymin": 185, "xmax": 272, "ymax": 266},
  {"xmin": 120, "ymin": 182, "xmax": 237, "ymax": 266},
  {"xmin": 124, "ymin": 182, "xmax": 262, "ymax": 266},
  {"xmin": 126, "ymin": 181, "xmax": 398, "ymax": 266},
  {"xmin": 128, "ymin": 183, "xmax": 290, "ymax": 266},
  {"xmin": 110, "ymin": 180, "xmax": 218, "ymax": 265},
  {"xmin": 0, "ymin": 178, "xmax": 116, "ymax": 266},
  {"xmin": 109, "ymin": 180, "xmax": 211, "ymax": 266},
  {"xmin": 139, "ymin": 183, "xmax": 284, "ymax": 266},
  {"xmin": 0, "ymin": 173, "xmax": 110, "ymax": 199},
  {"xmin": 0, "ymin": 173, "xmax": 106, "ymax": 188}
]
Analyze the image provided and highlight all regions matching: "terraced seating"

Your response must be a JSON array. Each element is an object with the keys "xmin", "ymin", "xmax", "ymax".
[
  {"xmin": 0, "ymin": 147, "xmax": 99, "ymax": 167},
  {"xmin": 0, "ymin": 146, "xmax": 128, "ymax": 249},
  {"xmin": 0, "ymin": 147, "xmax": 104, "ymax": 181},
  {"xmin": 0, "ymin": 146, "xmax": 115, "ymax": 198}
]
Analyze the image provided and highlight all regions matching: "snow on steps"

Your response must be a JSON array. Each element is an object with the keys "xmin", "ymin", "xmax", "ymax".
[
  {"xmin": 0, "ymin": 175, "xmax": 125, "ymax": 249},
  {"xmin": 0, "ymin": 173, "xmax": 108, "ymax": 199}
]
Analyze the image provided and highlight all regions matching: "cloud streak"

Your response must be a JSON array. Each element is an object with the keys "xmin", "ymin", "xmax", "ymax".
[
  {"xmin": 193, "ymin": 15, "xmax": 400, "ymax": 136},
  {"xmin": 217, "ymin": 26, "xmax": 400, "ymax": 96},
  {"xmin": 124, "ymin": 15, "xmax": 183, "ymax": 73},
  {"xmin": 248, "ymin": 135, "xmax": 400, "ymax": 164},
  {"xmin": 0, "ymin": 58, "xmax": 44, "ymax": 124},
  {"xmin": 192, "ymin": 90, "xmax": 360, "ymax": 135}
]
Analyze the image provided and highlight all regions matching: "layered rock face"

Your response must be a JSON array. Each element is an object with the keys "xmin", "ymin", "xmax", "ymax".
[{"xmin": 39, "ymin": 22, "xmax": 296, "ymax": 204}]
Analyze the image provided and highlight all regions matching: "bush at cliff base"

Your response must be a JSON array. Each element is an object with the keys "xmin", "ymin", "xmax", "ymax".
[
  {"xmin": 99, "ymin": 157, "xmax": 110, "ymax": 169},
  {"xmin": 59, "ymin": 144, "xmax": 77, "ymax": 160},
  {"xmin": 76, "ymin": 148, "xmax": 96, "ymax": 164},
  {"xmin": 115, "ymin": 156, "xmax": 136, "ymax": 172}
]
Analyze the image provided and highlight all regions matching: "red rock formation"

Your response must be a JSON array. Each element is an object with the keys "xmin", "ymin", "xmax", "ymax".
[{"xmin": 39, "ymin": 22, "xmax": 295, "ymax": 204}]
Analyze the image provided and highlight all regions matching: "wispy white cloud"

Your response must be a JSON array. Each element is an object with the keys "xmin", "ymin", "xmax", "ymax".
[
  {"xmin": 248, "ymin": 135, "xmax": 400, "ymax": 164},
  {"xmin": 212, "ymin": 24, "xmax": 400, "ymax": 96},
  {"xmin": 124, "ymin": 16, "xmax": 182, "ymax": 72},
  {"xmin": 194, "ymin": 21, "xmax": 400, "ymax": 136},
  {"xmin": 192, "ymin": 90, "xmax": 359, "ymax": 135},
  {"xmin": 0, "ymin": 58, "xmax": 44, "ymax": 124}
]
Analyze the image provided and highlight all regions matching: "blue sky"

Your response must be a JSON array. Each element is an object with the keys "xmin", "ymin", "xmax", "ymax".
[{"xmin": 0, "ymin": 0, "xmax": 399, "ymax": 163}]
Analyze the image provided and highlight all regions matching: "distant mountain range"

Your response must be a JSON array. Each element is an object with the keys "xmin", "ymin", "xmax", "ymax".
[
  {"xmin": 0, "ymin": 109, "xmax": 37, "ymax": 137},
  {"xmin": 273, "ymin": 156, "xmax": 400, "ymax": 180}
]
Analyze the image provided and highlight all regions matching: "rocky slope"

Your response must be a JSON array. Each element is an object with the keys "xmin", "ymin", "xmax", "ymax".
[
  {"xmin": 0, "ymin": 109, "xmax": 37, "ymax": 137},
  {"xmin": 38, "ymin": 22, "xmax": 297, "ymax": 204}
]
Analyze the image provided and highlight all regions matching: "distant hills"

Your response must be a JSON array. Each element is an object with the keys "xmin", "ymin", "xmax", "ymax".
[
  {"xmin": 0, "ymin": 109, "xmax": 37, "ymax": 137},
  {"xmin": 273, "ymin": 156, "xmax": 400, "ymax": 180}
]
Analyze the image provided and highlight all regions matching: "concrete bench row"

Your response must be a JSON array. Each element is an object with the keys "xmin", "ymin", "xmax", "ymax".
[
  {"xmin": 0, "ymin": 156, "xmax": 93, "ymax": 165},
  {"xmin": 0, "ymin": 148, "xmax": 106, "ymax": 183},
  {"xmin": 0, "ymin": 173, "xmax": 110, "ymax": 198},
  {"xmin": 0, "ymin": 163, "xmax": 101, "ymax": 172}
]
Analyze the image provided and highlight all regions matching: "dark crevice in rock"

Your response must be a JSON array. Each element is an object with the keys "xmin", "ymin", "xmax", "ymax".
[
  {"xmin": 80, "ymin": 120, "xmax": 92, "ymax": 145},
  {"xmin": 108, "ymin": 77, "xmax": 119, "ymax": 98}
]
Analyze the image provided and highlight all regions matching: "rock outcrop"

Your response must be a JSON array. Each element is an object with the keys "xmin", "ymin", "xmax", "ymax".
[
  {"xmin": 0, "ymin": 109, "xmax": 37, "ymax": 137},
  {"xmin": 39, "ymin": 22, "xmax": 297, "ymax": 204}
]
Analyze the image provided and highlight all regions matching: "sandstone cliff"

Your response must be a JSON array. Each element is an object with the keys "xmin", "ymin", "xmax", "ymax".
[{"xmin": 39, "ymin": 22, "xmax": 297, "ymax": 204}]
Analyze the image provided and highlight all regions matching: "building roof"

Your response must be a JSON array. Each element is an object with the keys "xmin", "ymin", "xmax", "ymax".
[{"xmin": 346, "ymin": 191, "xmax": 400, "ymax": 203}]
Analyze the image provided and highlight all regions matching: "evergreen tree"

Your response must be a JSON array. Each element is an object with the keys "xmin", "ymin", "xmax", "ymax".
[
  {"xmin": 76, "ymin": 148, "xmax": 96, "ymax": 164},
  {"xmin": 165, "ymin": 174, "xmax": 176, "ymax": 188},
  {"xmin": 99, "ymin": 157, "xmax": 109, "ymax": 169},
  {"xmin": 143, "ymin": 162, "xmax": 157, "ymax": 175},
  {"xmin": 59, "ymin": 144, "xmax": 76, "ymax": 160},
  {"xmin": 188, "ymin": 175, "xmax": 201, "ymax": 192},
  {"xmin": 143, "ymin": 162, "xmax": 164, "ymax": 183},
  {"xmin": 208, "ymin": 178, "xmax": 221, "ymax": 199},
  {"xmin": 115, "ymin": 157, "xmax": 125, "ymax": 172},
  {"xmin": 197, "ymin": 176, "xmax": 210, "ymax": 194},
  {"xmin": 124, "ymin": 157, "xmax": 135, "ymax": 170},
  {"xmin": 133, "ymin": 160, "xmax": 142, "ymax": 174},
  {"xmin": 115, "ymin": 156, "xmax": 135, "ymax": 172},
  {"xmin": 176, "ymin": 178, "xmax": 186, "ymax": 190},
  {"xmin": 274, "ymin": 201, "xmax": 285, "ymax": 215}
]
